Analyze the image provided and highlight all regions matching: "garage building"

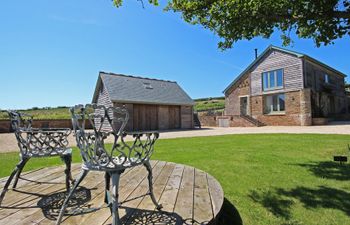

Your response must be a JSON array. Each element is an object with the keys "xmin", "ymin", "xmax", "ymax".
[{"xmin": 92, "ymin": 72, "xmax": 195, "ymax": 131}]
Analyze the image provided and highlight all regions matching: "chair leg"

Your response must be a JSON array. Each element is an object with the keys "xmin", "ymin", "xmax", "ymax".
[
  {"xmin": 12, "ymin": 157, "xmax": 29, "ymax": 189},
  {"xmin": 0, "ymin": 157, "xmax": 29, "ymax": 205},
  {"xmin": 56, "ymin": 169, "xmax": 88, "ymax": 225},
  {"xmin": 143, "ymin": 161, "xmax": 162, "ymax": 210},
  {"xmin": 61, "ymin": 153, "xmax": 74, "ymax": 192},
  {"xmin": 111, "ymin": 172, "xmax": 121, "ymax": 225},
  {"xmin": 104, "ymin": 172, "xmax": 111, "ymax": 204}
]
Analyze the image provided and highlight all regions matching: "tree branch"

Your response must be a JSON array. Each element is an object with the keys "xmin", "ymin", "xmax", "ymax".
[{"xmin": 333, "ymin": 11, "xmax": 350, "ymax": 19}]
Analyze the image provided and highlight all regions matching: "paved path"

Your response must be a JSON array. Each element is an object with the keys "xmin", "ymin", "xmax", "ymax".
[{"xmin": 1, "ymin": 124, "xmax": 350, "ymax": 153}]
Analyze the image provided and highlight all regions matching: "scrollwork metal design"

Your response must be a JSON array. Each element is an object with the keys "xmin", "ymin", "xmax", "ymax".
[
  {"xmin": 0, "ymin": 111, "xmax": 74, "ymax": 206},
  {"xmin": 9, "ymin": 111, "xmax": 71, "ymax": 157},
  {"xmin": 17, "ymin": 129, "xmax": 71, "ymax": 157},
  {"xmin": 70, "ymin": 104, "xmax": 159, "ymax": 171},
  {"xmin": 56, "ymin": 104, "xmax": 162, "ymax": 225}
]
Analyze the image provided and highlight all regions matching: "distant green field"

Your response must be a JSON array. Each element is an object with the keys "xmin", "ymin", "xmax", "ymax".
[
  {"xmin": 0, "ymin": 107, "xmax": 71, "ymax": 120},
  {"xmin": 194, "ymin": 97, "xmax": 225, "ymax": 112}
]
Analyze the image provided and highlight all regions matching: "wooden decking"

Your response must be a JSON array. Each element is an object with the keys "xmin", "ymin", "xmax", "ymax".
[{"xmin": 0, "ymin": 160, "xmax": 224, "ymax": 225}]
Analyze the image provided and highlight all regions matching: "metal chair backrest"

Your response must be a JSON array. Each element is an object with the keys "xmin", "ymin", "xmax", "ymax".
[
  {"xmin": 70, "ymin": 104, "xmax": 158, "ymax": 171},
  {"xmin": 1, "ymin": 111, "xmax": 73, "ymax": 206},
  {"xmin": 8, "ymin": 111, "xmax": 32, "ymax": 131},
  {"xmin": 8, "ymin": 111, "xmax": 70, "ymax": 157}
]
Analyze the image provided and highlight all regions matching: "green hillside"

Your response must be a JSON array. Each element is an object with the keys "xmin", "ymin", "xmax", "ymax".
[
  {"xmin": 194, "ymin": 97, "xmax": 225, "ymax": 112},
  {"xmin": 0, "ymin": 107, "xmax": 71, "ymax": 120}
]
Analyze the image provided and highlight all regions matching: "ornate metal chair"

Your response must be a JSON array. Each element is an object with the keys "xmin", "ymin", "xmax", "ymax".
[
  {"xmin": 0, "ymin": 111, "xmax": 74, "ymax": 205},
  {"xmin": 56, "ymin": 104, "xmax": 162, "ymax": 225}
]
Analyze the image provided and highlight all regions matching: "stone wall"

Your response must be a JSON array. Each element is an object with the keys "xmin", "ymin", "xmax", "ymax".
[
  {"xmin": 249, "ymin": 89, "xmax": 312, "ymax": 126},
  {"xmin": 200, "ymin": 88, "xmax": 315, "ymax": 127},
  {"xmin": 198, "ymin": 115, "xmax": 257, "ymax": 127},
  {"xmin": 250, "ymin": 91, "xmax": 300, "ymax": 126},
  {"xmin": 198, "ymin": 115, "xmax": 217, "ymax": 127},
  {"xmin": 300, "ymin": 89, "xmax": 312, "ymax": 125},
  {"xmin": 228, "ymin": 116, "xmax": 256, "ymax": 127},
  {"xmin": 0, "ymin": 121, "xmax": 11, "ymax": 133},
  {"xmin": 225, "ymin": 74, "xmax": 250, "ymax": 115}
]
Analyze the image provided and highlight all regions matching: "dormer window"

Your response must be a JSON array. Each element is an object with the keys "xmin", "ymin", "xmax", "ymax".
[
  {"xmin": 143, "ymin": 82, "xmax": 153, "ymax": 89},
  {"xmin": 325, "ymin": 74, "xmax": 330, "ymax": 84}
]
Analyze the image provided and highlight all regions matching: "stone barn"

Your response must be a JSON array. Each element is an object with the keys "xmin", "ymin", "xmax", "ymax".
[
  {"xmin": 92, "ymin": 72, "xmax": 195, "ymax": 131},
  {"xmin": 223, "ymin": 45, "xmax": 347, "ymax": 127}
]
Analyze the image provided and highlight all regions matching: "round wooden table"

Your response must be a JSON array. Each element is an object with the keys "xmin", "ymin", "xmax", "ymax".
[{"xmin": 0, "ymin": 160, "xmax": 224, "ymax": 225}]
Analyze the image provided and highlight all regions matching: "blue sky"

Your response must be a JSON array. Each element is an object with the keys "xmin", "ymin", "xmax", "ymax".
[{"xmin": 1, "ymin": 1, "xmax": 349, "ymax": 109}]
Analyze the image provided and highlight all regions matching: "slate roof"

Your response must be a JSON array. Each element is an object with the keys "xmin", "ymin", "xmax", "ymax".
[
  {"xmin": 223, "ymin": 45, "xmax": 347, "ymax": 94},
  {"xmin": 92, "ymin": 72, "xmax": 195, "ymax": 106}
]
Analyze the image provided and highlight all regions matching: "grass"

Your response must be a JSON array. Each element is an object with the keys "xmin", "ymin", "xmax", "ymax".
[
  {"xmin": 1, "ymin": 134, "xmax": 350, "ymax": 224},
  {"xmin": 194, "ymin": 98, "xmax": 225, "ymax": 112},
  {"xmin": 0, "ymin": 107, "xmax": 71, "ymax": 120}
]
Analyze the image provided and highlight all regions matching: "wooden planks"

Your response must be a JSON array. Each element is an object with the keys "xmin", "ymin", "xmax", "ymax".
[
  {"xmin": 181, "ymin": 106, "xmax": 194, "ymax": 129},
  {"xmin": 0, "ymin": 161, "xmax": 224, "ymax": 225},
  {"xmin": 193, "ymin": 169, "xmax": 214, "ymax": 225},
  {"xmin": 168, "ymin": 106, "xmax": 181, "ymax": 129},
  {"xmin": 133, "ymin": 104, "xmax": 159, "ymax": 131},
  {"xmin": 158, "ymin": 105, "xmax": 181, "ymax": 130},
  {"xmin": 173, "ymin": 166, "xmax": 194, "ymax": 222},
  {"xmin": 250, "ymin": 49, "xmax": 304, "ymax": 96}
]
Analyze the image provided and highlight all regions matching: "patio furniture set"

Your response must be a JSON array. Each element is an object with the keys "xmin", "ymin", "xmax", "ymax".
[{"xmin": 0, "ymin": 104, "xmax": 161, "ymax": 225}]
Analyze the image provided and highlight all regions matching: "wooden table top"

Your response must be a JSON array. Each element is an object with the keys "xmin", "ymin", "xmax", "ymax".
[{"xmin": 0, "ymin": 160, "xmax": 224, "ymax": 225}]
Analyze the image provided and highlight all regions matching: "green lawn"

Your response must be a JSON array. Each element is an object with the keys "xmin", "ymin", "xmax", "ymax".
[{"xmin": 1, "ymin": 134, "xmax": 350, "ymax": 225}]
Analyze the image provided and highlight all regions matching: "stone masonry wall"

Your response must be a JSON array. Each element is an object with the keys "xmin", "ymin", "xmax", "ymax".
[
  {"xmin": 198, "ymin": 115, "xmax": 217, "ymax": 127},
  {"xmin": 229, "ymin": 116, "xmax": 256, "ymax": 127},
  {"xmin": 250, "ymin": 90, "xmax": 312, "ymax": 126},
  {"xmin": 300, "ymin": 89, "xmax": 312, "ymax": 125},
  {"xmin": 225, "ymin": 75, "xmax": 250, "ymax": 115},
  {"xmin": 199, "ymin": 115, "xmax": 256, "ymax": 127}
]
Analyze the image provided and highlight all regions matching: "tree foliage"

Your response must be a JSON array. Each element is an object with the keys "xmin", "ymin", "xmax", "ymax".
[
  {"xmin": 113, "ymin": 0, "xmax": 350, "ymax": 50},
  {"xmin": 113, "ymin": 0, "xmax": 158, "ymax": 8}
]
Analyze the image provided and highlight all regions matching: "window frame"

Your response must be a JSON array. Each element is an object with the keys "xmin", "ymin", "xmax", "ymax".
[
  {"xmin": 264, "ymin": 93, "xmax": 286, "ymax": 115},
  {"xmin": 324, "ymin": 74, "xmax": 330, "ymax": 84},
  {"xmin": 262, "ymin": 69, "xmax": 284, "ymax": 91}
]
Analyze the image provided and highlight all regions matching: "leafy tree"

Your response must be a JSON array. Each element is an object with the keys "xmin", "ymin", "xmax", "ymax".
[
  {"xmin": 113, "ymin": 0, "xmax": 350, "ymax": 50},
  {"xmin": 345, "ymin": 82, "xmax": 350, "ymax": 93}
]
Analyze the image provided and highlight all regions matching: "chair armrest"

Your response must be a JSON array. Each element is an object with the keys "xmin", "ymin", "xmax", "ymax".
[{"xmin": 22, "ymin": 128, "xmax": 71, "ymax": 135}]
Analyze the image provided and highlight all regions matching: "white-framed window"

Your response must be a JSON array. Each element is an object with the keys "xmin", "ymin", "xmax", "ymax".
[
  {"xmin": 264, "ymin": 94, "xmax": 285, "ymax": 114},
  {"xmin": 325, "ymin": 74, "xmax": 330, "ymax": 83},
  {"xmin": 262, "ymin": 69, "xmax": 284, "ymax": 91}
]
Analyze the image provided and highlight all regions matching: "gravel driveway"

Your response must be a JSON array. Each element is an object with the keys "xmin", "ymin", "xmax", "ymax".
[{"xmin": 1, "ymin": 124, "xmax": 350, "ymax": 153}]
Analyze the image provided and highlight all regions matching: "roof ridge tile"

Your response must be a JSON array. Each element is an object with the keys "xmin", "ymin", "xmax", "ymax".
[{"xmin": 99, "ymin": 71, "xmax": 176, "ymax": 83}]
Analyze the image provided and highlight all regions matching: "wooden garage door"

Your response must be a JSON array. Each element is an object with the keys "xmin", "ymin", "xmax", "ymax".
[
  {"xmin": 168, "ymin": 106, "xmax": 181, "ymax": 129},
  {"xmin": 158, "ymin": 105, "xmax": 181, "ymax": 130},
  {"xmin": 133, "ymin": 104, "xmax": 159, "ymax": 131},
  {"xmin": 133, "ymin": 104, "xmax": 181, "ymax": 131}
]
